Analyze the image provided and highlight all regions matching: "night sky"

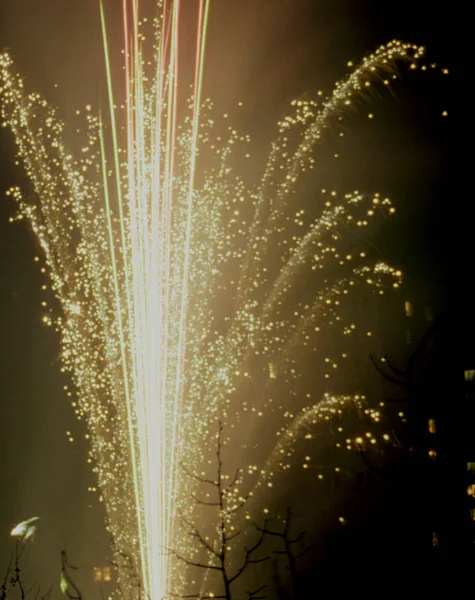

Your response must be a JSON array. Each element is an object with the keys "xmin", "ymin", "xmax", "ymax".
[{"xmin": 0, "ymin": 1, "xmax": 465, "ymax": 595}]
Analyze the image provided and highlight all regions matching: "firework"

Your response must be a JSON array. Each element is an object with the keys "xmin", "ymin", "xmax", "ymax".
[{"xmin": 0, "ymin": 1, "xmax": 436, "ymax": 596}]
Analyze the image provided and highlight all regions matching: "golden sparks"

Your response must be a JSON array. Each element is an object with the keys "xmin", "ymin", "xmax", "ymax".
[{"xmin": 0, "ymin": 7, "xmax": 441, "ymax": 597}]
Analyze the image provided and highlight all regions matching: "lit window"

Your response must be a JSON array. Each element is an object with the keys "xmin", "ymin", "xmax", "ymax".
[
  {"xmin": 268, "ymin": 363, "xmax": 277, "ymax": 379},
  {"xmin": 93, "ymin": 567, "xmax": 111, "ymax": 583},
  {"xmin": 467, "ymin": 462, "xmax": 475, "ymax": 473},
  {"xmin": 467, "ymin": 484, "xmax": 475, "ymax": 497},
  {"xmin": 428, "ymin": 419, "xmax": 436, "ymax": 434},
  {"xmin": 432, "ymin": 531, "xmax": 439, "ymax": 547},
  {"xmin": 471, "ymin": 509, "xmax": 475, "ymax": 521},
  {"xmin": 428, "ymin": 449, "xmax": 437, "ymax": 460},
  {"xmin": 406, "ymin": 330, "xmax": 412, "ymax": 345},
  {"xmin": 464, "ymin": 370, "xmax": 475, "ymax": 382},
  {"xmin": 404, "ymin": 301, "xmax": 413, "ymax": 317}
]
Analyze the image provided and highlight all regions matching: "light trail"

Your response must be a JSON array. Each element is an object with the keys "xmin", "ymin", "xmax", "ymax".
[{"xmin": 99, "ymin": 1, "xmax": 212, "ymax": 594}]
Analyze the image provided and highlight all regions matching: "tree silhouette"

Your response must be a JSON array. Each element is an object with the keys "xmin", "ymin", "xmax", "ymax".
[
  {"xmin": 170, "ymin": 422, "xmax": 269, "ymax": 600},
  {"xmin": 1, "ymin": 540, "xmax": 52, "ymax": 600},
  {"xmin": 256, "ymin": 508, "xmax": 308, "ymax": 599}
]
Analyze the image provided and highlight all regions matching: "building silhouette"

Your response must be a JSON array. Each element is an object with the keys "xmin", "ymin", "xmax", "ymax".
[{"xmin": 406, "ymin": 300, "xmax": 475, "ymax": 576}]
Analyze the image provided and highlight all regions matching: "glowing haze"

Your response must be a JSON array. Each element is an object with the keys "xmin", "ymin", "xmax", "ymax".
[{"xmin": 0, "ymin": 0, "xmax": 437, "ymax": 596}]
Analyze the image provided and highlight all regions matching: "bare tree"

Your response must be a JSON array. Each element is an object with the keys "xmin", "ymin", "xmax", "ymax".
[
  {"xmin": 256, "ymin": 509, "xmax": 308, "ymax": 599},
  {"xmin": 170, "ymin": 422, "xmax": 269, "ymax": 600},
  {"xmin": 110, "ymin": 546, "xmax": 148, "ymax": 600},
  {"xmin": 1, "ymin": 541, "xmax": 51, "ymax": 600},
  {"xmin": 0, "ymin": 554, "xmax": 11, "ymax": 600}
]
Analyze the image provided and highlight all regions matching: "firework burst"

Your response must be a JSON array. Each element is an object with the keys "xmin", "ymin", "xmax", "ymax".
[{"xmin": 0, "ymin": 1, "xmax": 438, "ymax": 596}]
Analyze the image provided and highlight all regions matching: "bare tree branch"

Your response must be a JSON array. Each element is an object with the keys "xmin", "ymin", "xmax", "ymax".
[
  {"xmin": 181, "ymin": 464, "xmax": 217, "ymax": 487},
  {"xmin": 246, "ymin": 584, "xmax": 266, "ymax": 600},
  {"xmin": 169, "ymin": 549, "xmax": 221, "ymax": 572},
  {"xmin": 223, "ymin": 469, "xmax": 241, "ymax": 494},
  {"xmin": 179, "ymin": 516, "xmax": 222, "ymax": 560},
  {"xmin": 228, "ymin": 524, "xmax": 268, "ymax": 584},
  {"xmin": 170, "ymin": 422, "xmax": 270, "ymax": 599},
  {"xmin": 256, "ymin": 508, "xmax": 307, "ymax": 598},
  {"xmin": 191, "ymin": 492, "xmax": 220, "ymax": 507},
  {"xmin": 369, "ymin": 354, "xmax": 407, "ymax": 387},
  {"xmin": 1, "ymin": 553, "xmax": 13, "ymax": 600},
  {"xmin": 383, "ymin": 354, "xmax": 406, "ymax": 377},
  {"xmin": 224, "ymin": 530, "xmax": 240, "ymax": 543}
]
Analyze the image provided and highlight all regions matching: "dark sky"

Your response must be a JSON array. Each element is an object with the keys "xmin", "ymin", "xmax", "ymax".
[{"xmin": 0, "ymin": 0, "xmax": 463, "ymax": 594}]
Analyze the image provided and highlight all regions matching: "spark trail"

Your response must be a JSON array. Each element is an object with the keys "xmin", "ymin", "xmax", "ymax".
[{"xmin": 0, "ymin": 1, "xmax": 435, "ymax": 596}]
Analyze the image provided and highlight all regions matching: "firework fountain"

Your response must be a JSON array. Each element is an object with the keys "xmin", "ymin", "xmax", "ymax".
[{"xmin": 0, "ymin": 0, "xmax": 436, "ymax": 597}]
